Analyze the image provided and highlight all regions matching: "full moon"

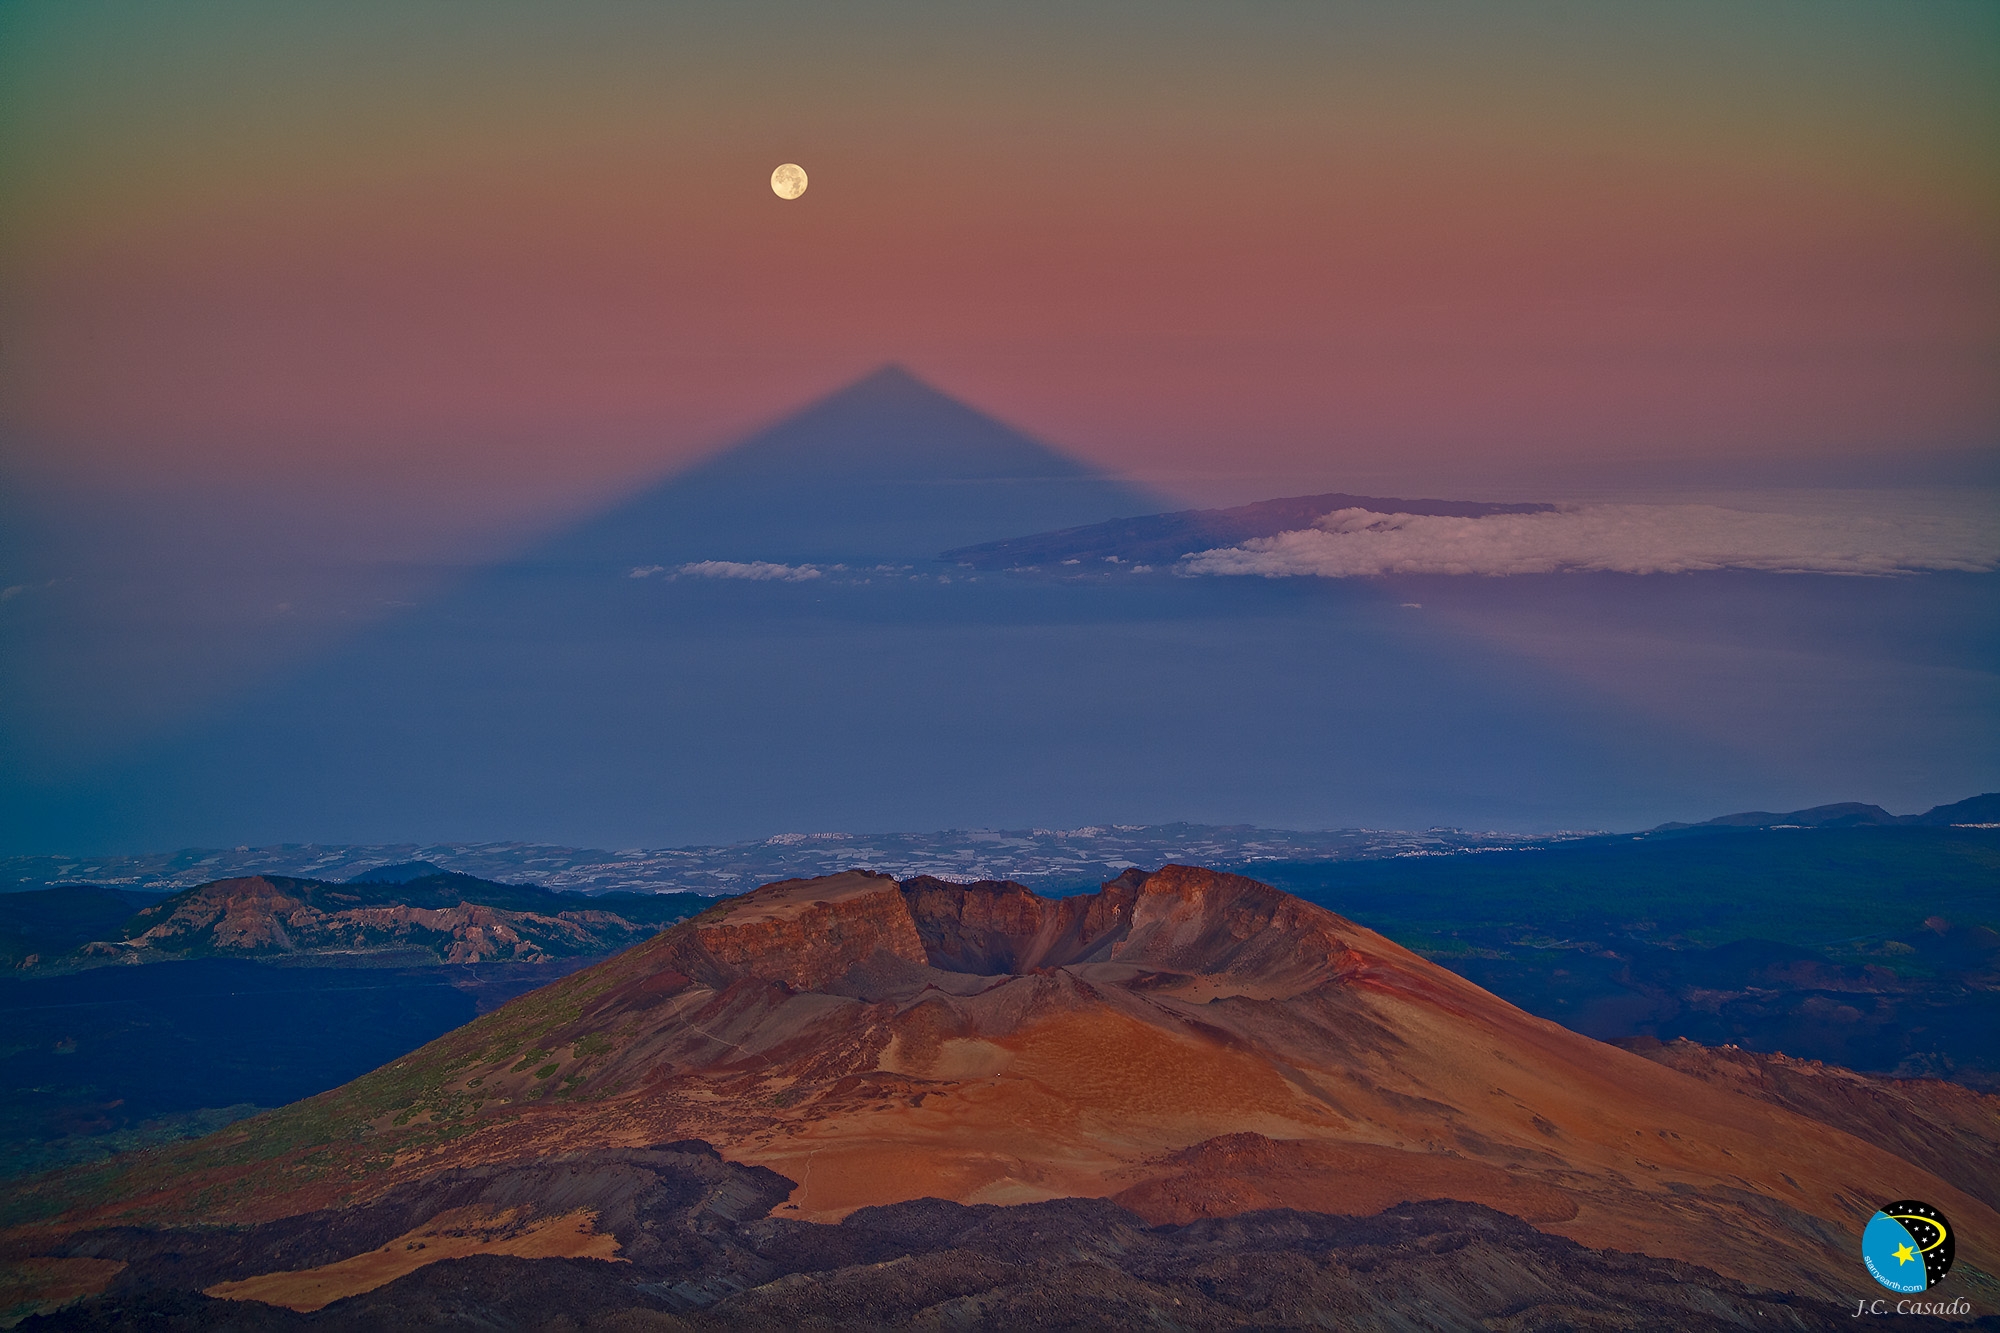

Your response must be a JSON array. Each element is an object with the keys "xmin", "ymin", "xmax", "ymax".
[{"xmin": 771, "ymin": 163, "xmax": 807, "ymax": 199}]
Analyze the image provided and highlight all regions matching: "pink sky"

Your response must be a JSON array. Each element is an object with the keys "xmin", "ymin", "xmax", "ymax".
[{"xmin": 4, "ymin": 3, "xmax": 1994, "ymax": 525}]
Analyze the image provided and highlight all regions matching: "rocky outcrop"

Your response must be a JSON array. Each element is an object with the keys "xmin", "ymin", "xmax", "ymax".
[
  {"xmin": 93, "ymin": 876, "xmax": 686, "ymax": 965},
  {"xmin": 901, "ymin": 874, "xmax": 1135, "ymax": 973},
  {"xmin": 678, "ymin": 871, "xmax": 929, "ymax": 990}
]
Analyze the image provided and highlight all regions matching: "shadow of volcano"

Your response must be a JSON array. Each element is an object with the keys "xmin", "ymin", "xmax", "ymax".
[{"xmin": 18, "ymin": 368, "xmax": 1766, "ymax": 852}]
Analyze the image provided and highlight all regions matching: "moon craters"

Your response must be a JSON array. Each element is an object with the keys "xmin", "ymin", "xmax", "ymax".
[{"xmin": 771, "ymin": 163, "xmax": 808, "ymax": 199}]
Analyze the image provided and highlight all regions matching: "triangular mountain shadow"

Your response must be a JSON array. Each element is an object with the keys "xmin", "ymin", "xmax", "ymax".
[
  {"xmin": 533, "ymin": 365, "xmax": 1164, "ymax": 569},
  {"xmin": 29, "ymin": 366, "xmax": 1757, "ymax": 853}
]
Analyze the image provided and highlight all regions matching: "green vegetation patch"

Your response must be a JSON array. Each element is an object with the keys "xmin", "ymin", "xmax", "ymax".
[{"xmin": 510, "ymin": 1049, "xmax": 553, "ymax": 1074}]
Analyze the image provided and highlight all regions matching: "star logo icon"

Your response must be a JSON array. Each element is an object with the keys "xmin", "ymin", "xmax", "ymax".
[{"xmin": 1865, "ymin": 1200, "xmax": 1954, "ymax": 1294}]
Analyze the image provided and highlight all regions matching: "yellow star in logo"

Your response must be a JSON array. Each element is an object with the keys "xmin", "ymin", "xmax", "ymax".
[{"xmin": 1893, "ymin": 1242, "xmax": 1917, "ymax": 1265}]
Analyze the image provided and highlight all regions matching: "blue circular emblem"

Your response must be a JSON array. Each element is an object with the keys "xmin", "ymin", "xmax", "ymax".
[{"xmin": 1862, "ymin": 1199, "xmax": 1953, "ymax": 1293}]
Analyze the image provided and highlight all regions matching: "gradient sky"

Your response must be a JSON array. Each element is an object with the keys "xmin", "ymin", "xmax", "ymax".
[
  {"xmin": 2, "ymin": 2, "xmax": 1996, "ymax": 852},
  {"xmin": 5, "ymin": 0, "xmax": 1995, "ymax": 517}
]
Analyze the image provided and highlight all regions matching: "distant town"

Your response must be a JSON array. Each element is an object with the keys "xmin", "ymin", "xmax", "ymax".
[{"xmin": 1, "ymin": 823, "xmax": 1601, "ymax": 897}]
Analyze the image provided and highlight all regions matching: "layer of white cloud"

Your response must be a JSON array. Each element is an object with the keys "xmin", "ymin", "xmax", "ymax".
[
  {"xmin": 673, "ymin": 560, "xmax": 824, "ymax": 582},
  {"xmin": 1181, "ymin": 505, "xmax": 2000, "ymax": 579}
]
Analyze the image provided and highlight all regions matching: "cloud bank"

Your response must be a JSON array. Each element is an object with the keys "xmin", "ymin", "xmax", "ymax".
[
  {"xmin": 1180, "ymin": 505, "xmax": 2000, "ymax": 579},
  {"xmin": 663, "ymin": 560, "xmax": 824, "ymax": 582}
]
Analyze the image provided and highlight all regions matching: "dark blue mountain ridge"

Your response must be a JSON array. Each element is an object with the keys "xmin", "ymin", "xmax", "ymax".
[
  {"xmin": 1911, "ymin": 793, "xmax": 2000, "ymax": 826},
  {"xmin": 527, "ymin": 364, "xmax": 1165, "ymax": 570},
  {"xmin": 943, "ymin": 491, "xmax": 1558, "ymax": 570},
  {"xmin": 1648, "ymin": 792, "xmax": 2000, "ymax": 833}
]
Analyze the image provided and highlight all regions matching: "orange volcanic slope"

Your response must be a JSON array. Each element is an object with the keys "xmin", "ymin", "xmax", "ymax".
[{"xmin": 124, "ymin": 868, "xmax": 2000, "ymax": 1300}]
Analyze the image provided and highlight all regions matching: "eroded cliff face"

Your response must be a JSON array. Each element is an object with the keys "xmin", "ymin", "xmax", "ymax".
[
  {"xmin": 901, "ymin": 874, "xmax": 1135, "ymax": 974},
  {"xmin": 676, "ymin": 871, "xmax": 929, "ymax": 990},
  {"xmin": 26, "ymin": 867, "xmax": 2000, "ymax": 1311}
]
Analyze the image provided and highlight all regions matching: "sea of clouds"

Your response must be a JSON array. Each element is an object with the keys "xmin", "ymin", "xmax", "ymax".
[
  {"xmin": 1181, "ymin": 503, "xmax": 2000, "ymax": 579},
  {"xmin": 633, "ymin": 560, "xmax": 825, "ymax": 582}
]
